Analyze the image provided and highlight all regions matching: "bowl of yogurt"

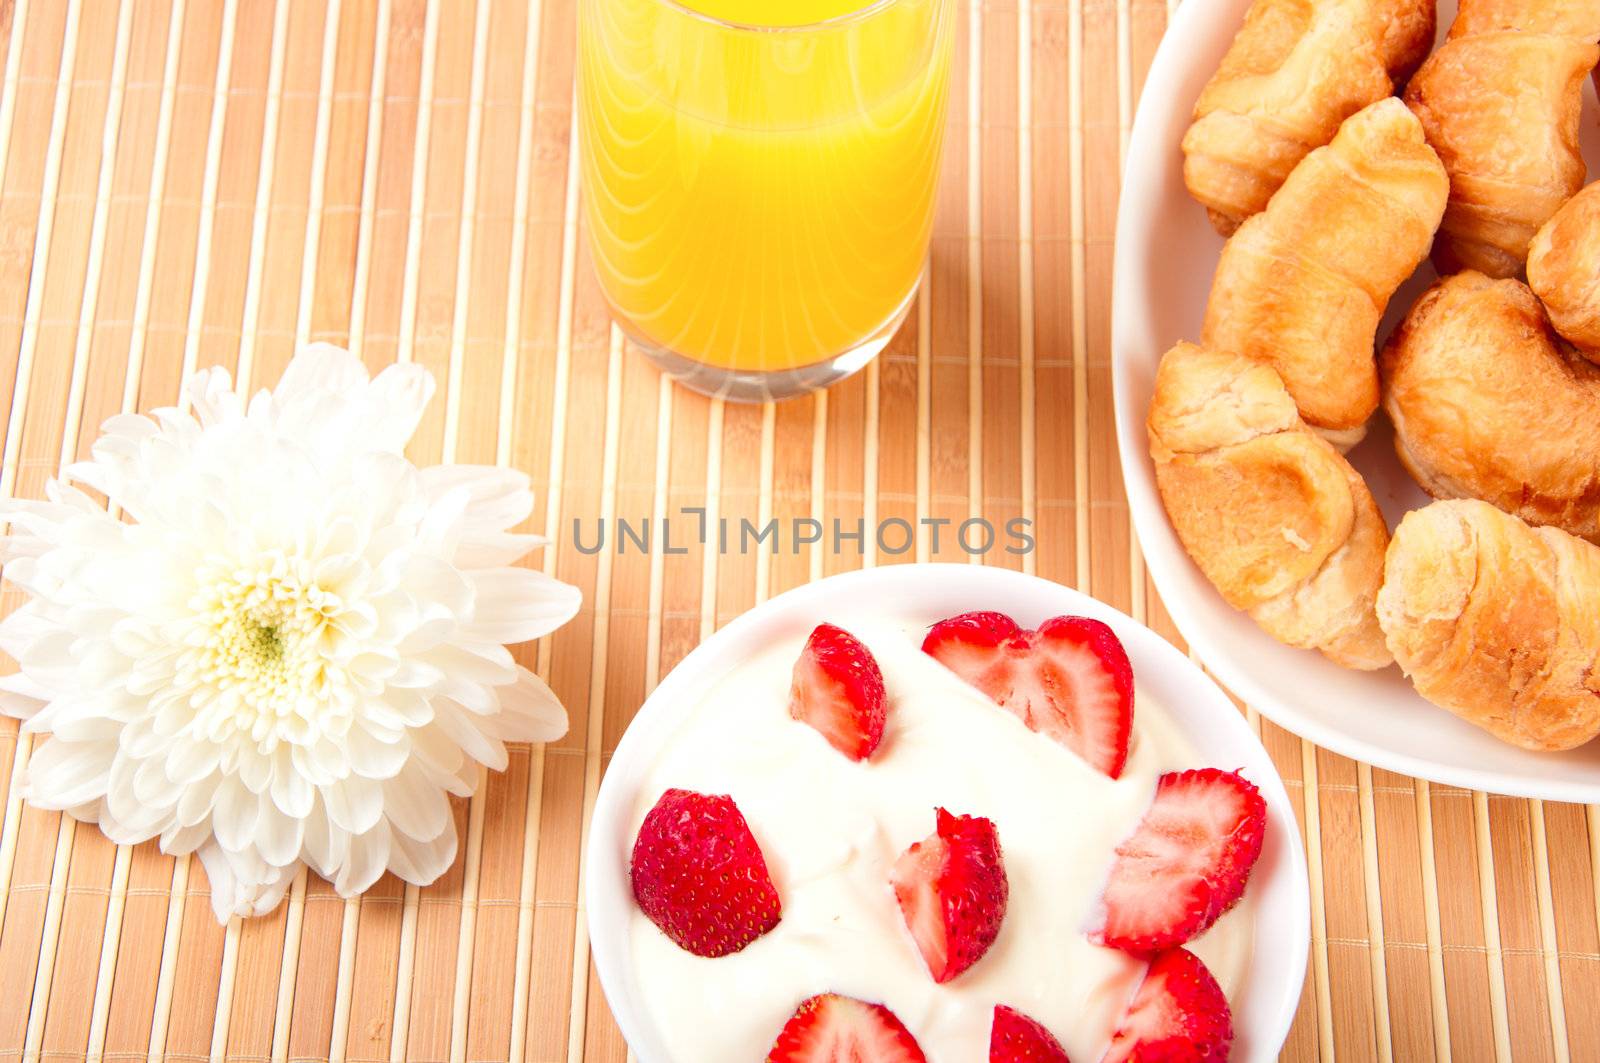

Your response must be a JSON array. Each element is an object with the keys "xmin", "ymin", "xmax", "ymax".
[{"xmin": 585, "ymin": 563, "xmax": 1309, "ymax": 1061}]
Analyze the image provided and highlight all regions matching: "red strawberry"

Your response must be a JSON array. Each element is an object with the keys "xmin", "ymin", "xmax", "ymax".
[
  {"xmin": 1102, "ymin": 948, "xmax": 1233, "ymax": 1062},
  {"xmin": 990, "ymin": 1005, "xmax": 1072, "ymax": 1062},
  {"xmin": 789, "ymin": 623, "xmax": 888, "ymax": 761},
  {"xmin": 921, "ymin": 611, "xmax": 1133, "ymax": 778},
  {"xmin": 890, "ymin": 808, "xmax": 1008, "ymax": 984},
  {"xmin": 630, "ymin": 788, "xmax": 781, "ymax": 958},
  {"xmin": 1094, "ymin": 768, "xmax": 1267, "ymax": 955},
  {"xmin": 767, "ymin": 993, "xmax": 927, "ymax": 1063}
]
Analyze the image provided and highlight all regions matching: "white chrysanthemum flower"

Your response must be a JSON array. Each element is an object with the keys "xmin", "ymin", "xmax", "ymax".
[{"xmin": 0, "ymin": 345, "xmax": 581, "ymax": 921}]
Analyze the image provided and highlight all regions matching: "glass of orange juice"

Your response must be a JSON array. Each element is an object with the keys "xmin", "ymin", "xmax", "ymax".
[{"xmin": 577, "ymin": 0, "xmax": 956, "ymax": 401}]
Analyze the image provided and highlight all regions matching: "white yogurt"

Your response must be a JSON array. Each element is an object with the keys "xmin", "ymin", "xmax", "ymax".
[{"xmin": 626, "ymin": 615, "xmax": 1256, "ymax": 1062}]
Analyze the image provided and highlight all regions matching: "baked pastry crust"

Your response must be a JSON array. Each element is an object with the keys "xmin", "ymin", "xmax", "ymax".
[
  {"xmin": 1148, "ymin": 342, "xmax": 1392, "ymax": 670},
  {"xmin": 1202, "ymin": 98, "xmax": 1448, "ymax": 439},
  {"xmin": 1380, "ymin": 271, "xmax": 1600, "ymax": 542},
  {"xmin": 1528, "ymin": 180, "xmax": 1600, "ymax": 362},
  {"xmin": 1378, "ymin": 499, "xmax": 1600, "ymax": 751},
  {"xmin": 1403, "ymin": 0, "xmax": 1600, "ymax": 278},
  {"xmin": 1182, "ymin": 0, "xmax": 1436, "ymax": 235}
]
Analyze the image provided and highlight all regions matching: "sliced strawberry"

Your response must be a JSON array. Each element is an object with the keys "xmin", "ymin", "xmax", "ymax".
[
  {"xmin": 630, "ymin": 788, "xmax": 781, "ymax": 958},
  {"xmin": 921, "ymin": 611, "xmax": 1133, "ymax": 778},
  {"xmin": 789, "ymin": 622, "xmax": 888, "ymax": 761},
  {"xmin": 990, "ymin": 1005, "xmax": 1072, "ymax": 1062},
  {"xmin": 1102, "ymin": 948, "xmax": 1233, "ymax": 1062},
  {"xmin": 766, "ymin": 993, "xmax": 927, "ymax": 1063},
  {"xmin": 1094, "ymin": 768, "xmax": 1267, "ymax": 955},
  {"xmin": 890, "ymin": 808, "xmax": 1008, "ymax": 984}
]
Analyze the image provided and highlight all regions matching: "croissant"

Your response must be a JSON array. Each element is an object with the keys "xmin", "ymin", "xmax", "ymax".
[
  {"xmin": 1528, "ymin": 181, "xmax": 1600, "ymax": 361},
  {"xmin": 1380, "ymin": 271, "xmax": 1600, "ymax": 542},
  {"xmin": 1403, "ymin": 0, "xmax": 1600, "ymax": 278},
  {"xmin": 1182, "ymin": 0, "xmax": 1436, "ymax": 235},
  {"xmin": 1202, "ymin": 98, "xmax": 1448, "ymax": 442},
  {"xmin": 1378, "ymin": 500, "xmax": 1600, "ymax": 751},
  {"xmin": 1148, "ymin": 342, "xmax": 1392, "ymax": 670}
]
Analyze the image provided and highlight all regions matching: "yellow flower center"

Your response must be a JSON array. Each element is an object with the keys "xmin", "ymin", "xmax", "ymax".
[{"xmin": 188, "ymin": 561, "xmax": 345, "ymax": 748}]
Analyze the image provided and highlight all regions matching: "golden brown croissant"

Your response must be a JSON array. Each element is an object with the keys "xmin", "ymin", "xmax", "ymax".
[
  {"xmin": 1378, "ymin": 499, "xmax": 1600, "ymax": 751},
  {"xmin": 1380, "ymin": 271, "xmax": 1600, "ymax": 542},
  {"xmin": 1182, "ymin": 0, "xmax": 1436, "ymax": 235},
  {"xmin": 1148, "ymin": 342, "xmax": 1392, "ymax": 670},
  {"xmin": 1202, "ymin": 98, "xmax": 1448, "ymax": 441},
  {"xmin": 1403, "ymin": 0, "xmax": 1600, "ymax": 278},
  {"xmin": 1528, "ymin": 181, "xmax": 1600, "ymax": 361}
]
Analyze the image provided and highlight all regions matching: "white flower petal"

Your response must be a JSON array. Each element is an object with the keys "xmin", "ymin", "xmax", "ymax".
[
  {"xmin": 324, "ymin": 776, "xmax": 384, "ymax": 835},
  {"xmin": 382, "ymin": 764, "xmax": 453, "ymax": 842},
  {"xmin": 176, "ymin": 771, "xmax": 224, "ymax": 827},
  {"xmin": 388, "ymin": 819, "xmax": 458, "ymax": 885},
  {"xmin": 23, "ymin": 739, "xmax": 114, "ymax": 809},
  {"xmin": 270, "ymin": 752, "xmax": 314, "ymax": 819},
  {"xmin": 452, "ymin": 532, "xmax": 548, "ymax": 569},
  {"xmin": 213, "ymin": 777, "xmax": 262, "ymax": 853},
  {"xmin": 185, "ymin": 367, "xmax": 242, "ymax": 426},
  {"xmin": 160, "ymin": 819, "xmax": 213, "ymax": 854},
  {"xmin": 408, "ymin": 726, "xmax": 469, "ymax": 795},
  {"xmin": 346, "ymin": 723, "xmax": 410, "ymax": 780},
  {"xmin": 364, "ymin": 363, "xmax": 436, "ymax": 452},
  {"xmin": 462, "ymin": 569, "xmax": 582, "ymax": 645},
  {"xmin": 301, "ymin": 798, "xmax": 349, "ymax": 877},
  {"xmin": 496, "ymin": 667, "xmax": 569, "ymax": 744},
  {"xmin": 256, "ymin": 804, "xmax": 305, "ymax": 867},
  {"xmin": 334, "ymin": 822, "xmax": 392, "ymax": 896},
  {"xmin": 430, "ymin": 705, "xmax": 508, "ymax": 773},
  {"xmin": 197, "ymin": 842, "xmax": 297, "ymax": 921},
  {"xmin": 133, "ymin": 754, "xmax": 180, "ymax": 807},
  {"xmin": 167, "ymin": 740, "xmax": 221, "ymax": 786},
  {"xmin": 417, "ymin": 465, "xmax": 534, "ymax": 534},
  {"xmin": 272, "ymin": 342, "xmax": 371, "ymax": 405}
]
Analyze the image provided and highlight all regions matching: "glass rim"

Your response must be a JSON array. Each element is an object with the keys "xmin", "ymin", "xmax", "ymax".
[{"xmin": 642, "ymin": 0, "xmax": 903, "ymax": 36}]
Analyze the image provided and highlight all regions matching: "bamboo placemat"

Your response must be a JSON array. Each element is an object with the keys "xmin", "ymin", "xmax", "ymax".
[{"xmin": 0, "ymin": 0, "xmax": 1594, "ymax": 1059}]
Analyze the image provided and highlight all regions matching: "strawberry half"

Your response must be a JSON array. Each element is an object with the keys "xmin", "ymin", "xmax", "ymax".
[
  {"xmin": 890, "ymin": 808, "xmax": 1008, "ymax": 984},
  {"xmin": 630, "ymin": 788, "xmax": 781, "ymax": 958},
  {"xmin": 921, "ymin": 611, "xmax": 1133, "ymax": 778},
  {"xmin": 990, "ymin": 1005, "xmax": 1072, "ymax": 1062},
  {"xmin": 1094, "ymin": 768, "xmax": 1267, "ymax": 955},
  {"xmin": 1102, "ymin": 948, "xmax": 1233, "ymax": 1062},
  {"xmin": 767, "ymin": 993, "xmax": 927, "ymax": 1063},
  {"xmin": 789, "ymin": 623, "xmax": 888, "ymax": 761}
]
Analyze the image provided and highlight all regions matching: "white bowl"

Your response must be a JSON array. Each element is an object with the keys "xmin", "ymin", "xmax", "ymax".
[
  {"xmin": 1113, "ymin": 0, "xmax": 1600, "ymax": 801},
  {"xmin": 585, "ymin": 563, "xmax": 1310, "ymax": 1062}
]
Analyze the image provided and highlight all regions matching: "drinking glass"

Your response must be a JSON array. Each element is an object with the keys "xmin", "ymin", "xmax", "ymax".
[{"xmin": 577, "ymin": 0, "xmax": 956, "ymax": 400}]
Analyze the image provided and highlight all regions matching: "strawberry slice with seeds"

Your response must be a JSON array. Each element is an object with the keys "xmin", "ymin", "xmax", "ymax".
[
  {"xmin": 766, "ymin": 993, "xmax": 927, "ymax": 1063},
  {"xmin": 990, "ymin": 1005, "xmax": 1072, "ymax": 1062},
  {"xmin": 789, "ymin": 623, "xmax": 888, "ymax": 761},
  {"xmin": 890, "ymin": 808, "xmax": 1008, "ymax": 984},
  {"xmin": 1102, "ymin": 948, "xmax": 1234, "ymax": 1062},
  {"xmin": 921, "ymin": 611, "xmax": 1133, "ymax": 778},
  {"xmin": 630, "ymin": 788, "xmax": 781, "ymax": 958},
  {"xmin": 1094, "ymin": 768, "xmax": 1267, "ymax": 955}
]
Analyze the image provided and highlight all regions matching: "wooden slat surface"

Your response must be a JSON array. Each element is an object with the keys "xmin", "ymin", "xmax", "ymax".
[{"xmin": 0, "ymin": 1, "xmax": 1594, "ymax": 1060}]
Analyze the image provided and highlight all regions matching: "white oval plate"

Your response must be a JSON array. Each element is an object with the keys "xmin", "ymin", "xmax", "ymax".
[
  {"xmin": 1113, "ymin": 0, "xmax": 1600, "ymax": 800},
  {"xmin": 586, "ymin": 564, "xmax": 1310, "ymax": 1062}
]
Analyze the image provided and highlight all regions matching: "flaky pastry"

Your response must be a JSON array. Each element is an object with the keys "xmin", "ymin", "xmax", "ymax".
[
  {"xmin": 1182, "ymin": 0, "xmax": 1436, "ymax": 234},
  {"xmin": 1528, "ymin": 180, "xmax": 1600, "ymax": 362},
  {"xmin": 1380, "ymin": 271, "xmax": 1600, "ymax": 543},
  {"xmin": 1404, "ymin": 0, "xmax": 1600, "ymax": 278},
  {"xmin": 1148, "ymin": 342, "xmax": 1392, "ymax": 670},
  {"xmin": 1378, "ymin": 500, "xmax": 1600, "ymax": 751},
  {"xmin": 1202, "ymin": 98, "xmax": 1448, "ymax": 441}
]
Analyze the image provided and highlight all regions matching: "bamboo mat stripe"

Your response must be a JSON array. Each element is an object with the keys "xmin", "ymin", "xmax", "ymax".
[{"xmin": 0, "ymin": 0, "xmax": 1597, "ymax": 1060}]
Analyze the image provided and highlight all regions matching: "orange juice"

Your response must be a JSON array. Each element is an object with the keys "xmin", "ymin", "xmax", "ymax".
[{"xmin": 577, "ymin": 0, "xmax": 955, "ymax": 385}]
